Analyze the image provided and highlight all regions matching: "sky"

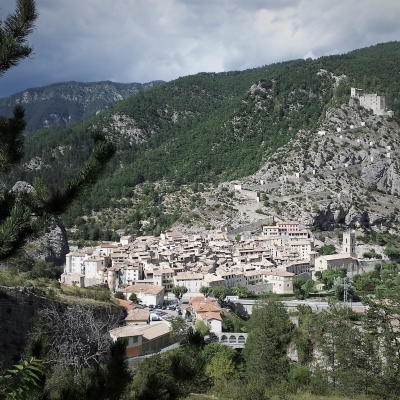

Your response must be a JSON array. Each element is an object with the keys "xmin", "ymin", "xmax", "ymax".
[{"xmin": 0, "ymin": 0, "xmax": 400, "ymax": 97}]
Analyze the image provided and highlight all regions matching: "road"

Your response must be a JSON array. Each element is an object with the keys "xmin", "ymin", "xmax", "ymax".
[{"xmin": 231, "ymin": 298, "xmax": 365, "ymax": 313}]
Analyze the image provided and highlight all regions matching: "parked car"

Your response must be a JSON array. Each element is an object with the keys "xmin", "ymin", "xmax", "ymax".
[{"xmin": 156, "ymin": 304, "xmax": 162, "ymax": 309}]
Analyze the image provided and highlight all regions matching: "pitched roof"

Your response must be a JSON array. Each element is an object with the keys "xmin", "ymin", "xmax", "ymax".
[
  {"xmin": 201, "ymin": 311, "xmax": 222, "ymax": 321},
  {"xmin": 190, "ymin": 297, "xmax": 221, "ymax": 313},
  {"xmin": 115, "ymin": 298, "xmax": 135, "ymax": 311},
  {"xmin": 271, "ymin": 269, "xmax": 295, "ymax": 277},
  {"xmin": 125, "ymin": 308, "xmax": 150, "ymax": 322},
  {"xmin": 125, "ymin": 283, "xmax": 164, "ymax": 295},
  {"xmin": 109, "ymin": 322, "xmax": 170, "ymax": 340},
  {"xmin": 136, "ymin": 323, "xmax": 170, "ymax": 340}
]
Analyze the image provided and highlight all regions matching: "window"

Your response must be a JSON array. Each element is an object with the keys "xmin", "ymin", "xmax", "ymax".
[{"xmin": 133, "ymin": 336, "xmax": 139, "ymax": 344}]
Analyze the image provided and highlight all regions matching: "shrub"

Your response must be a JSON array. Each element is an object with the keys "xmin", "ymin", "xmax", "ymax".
[{"xmin": 115, "ymin": 291, "xmax": 125, "ymax": 300}]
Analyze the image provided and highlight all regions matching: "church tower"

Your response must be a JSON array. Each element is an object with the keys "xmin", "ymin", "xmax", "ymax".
[{"xmin": 343, "ymin": 230, "xmax": 356, "ymax": 258}]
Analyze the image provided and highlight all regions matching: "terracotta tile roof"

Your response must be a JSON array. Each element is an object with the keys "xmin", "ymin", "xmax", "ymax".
[
  {"xmin": 125, "ymin": 308, "xmax": 150, "ymax": 322},
  {"xmin": 115, "ymin": 298, "xmax": 135, "ymax": 311},
  {"xmin": 136, "ymin": 323, "xmax": 170, "ymax": 340},
  {"xmin": 190, "ymin": 297, "xmax": 221, "ymax": 313},
  {"xmin": 125, "ymin": 283, "xmax": 164, "ymax": 295},
  {"xmin": 109, "ymin": 326, "xmax": 141, "ymax": 338},
  {"xmin": 110, "ymin": 322, "xmax": 170, "ymax": 340},
  {"xmin": 201, "ymin": 312, "xmax": 222, "ymax": 321}
]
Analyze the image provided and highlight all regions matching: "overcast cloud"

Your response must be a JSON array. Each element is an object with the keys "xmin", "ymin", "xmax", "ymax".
[{"xmin": 0, "ymin": 0, "xmax": 399, "ymax": 97}]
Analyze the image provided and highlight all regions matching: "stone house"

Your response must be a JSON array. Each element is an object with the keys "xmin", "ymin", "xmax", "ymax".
[
  {"xmin": 109, "ymin": 322, "xmax": 171, "ymax": 358},
  {"xmin": 123, "ymin": 283, "xmax": 165, "ymax": 306},
  {"xmin": 269, "ymin": 270, "xmax": 294, "ymax": 294}
]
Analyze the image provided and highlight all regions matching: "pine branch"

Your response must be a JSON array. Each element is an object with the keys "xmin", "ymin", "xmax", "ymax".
[
  {"xmin": 41, "ymin": 132, "xmax": 116, "ymax": 215},
  {"xmin": 0, "ymin": 357, "xmax": 43, "ymax": 399},
  {"xmin": 0, "ymin": 0, "xmax": 38, "ymax": 76},
  {"xmin": 0, "ymin": 106, "xmax": 26, "ymax": 173}
]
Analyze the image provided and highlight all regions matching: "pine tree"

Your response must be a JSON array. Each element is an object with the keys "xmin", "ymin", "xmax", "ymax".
[
  {"xmin": 243, "ymin": 300, "xmax": 293, "ymax": 386},
  {"xmin": 0, "ymin": 0, "xmax": 116, "ymax": 261}
]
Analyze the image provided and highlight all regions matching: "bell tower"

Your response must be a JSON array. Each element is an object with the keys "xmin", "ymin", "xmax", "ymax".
[{"xmin": 343, "ymin": 230, "xmax": 356, "ymax": 258}]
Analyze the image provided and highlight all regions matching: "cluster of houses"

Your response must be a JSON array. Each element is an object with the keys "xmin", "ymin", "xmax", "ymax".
[
  {"xmin": 90, "ymin": 222, "xmax": 363, "ymax": 359},
  {"xmin": 109, "ymin": 294, "xmax": 226, "ymax": 358},
  {"xmin": 61, "ymin": 221, "xmax": 361, "ymax": 301}
]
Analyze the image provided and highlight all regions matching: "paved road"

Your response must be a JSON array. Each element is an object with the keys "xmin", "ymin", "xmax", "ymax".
[{"xmin": 231, "ymin": 298, "xmax": 365, "ymax": 312}]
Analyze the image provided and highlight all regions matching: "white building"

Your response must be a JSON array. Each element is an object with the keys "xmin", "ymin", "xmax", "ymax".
[
  {"xmin": 174, "ymin": 272, "xmax": 204, "ymax": 293},
  {"xmin": 268, "ymin": 270, "xmax": 294, "ymax": 294},
  {"xmin": 351, "ymin": 87, "xmax": 394, "ymax": 117},
  {"xmin": 124, "ymin": 283, "xmax": 165, "ymax": 306}
]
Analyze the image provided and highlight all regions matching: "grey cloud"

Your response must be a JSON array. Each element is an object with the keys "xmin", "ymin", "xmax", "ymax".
[{"xmin": 1, "ymin": 0, "xmax": 400, "ymax": 97}]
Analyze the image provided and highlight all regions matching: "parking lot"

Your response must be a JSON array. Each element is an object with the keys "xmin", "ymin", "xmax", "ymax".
[{"xmin": 145, "ymin": 301, "xmax": 184, "ymax": 321}]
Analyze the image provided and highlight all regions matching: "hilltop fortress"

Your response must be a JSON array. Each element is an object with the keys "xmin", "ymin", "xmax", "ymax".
[{"xmin": 350, "ymin": 87, "xmax": 394, "ymax": 117}]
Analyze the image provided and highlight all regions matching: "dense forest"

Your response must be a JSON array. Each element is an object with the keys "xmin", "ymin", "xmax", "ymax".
[
  {"xmin": 0, "ymin": 80, "xmax": 165, "ymax": 133},
  {"xmin": 4, "ymin": 41, "xmax": 400, "ymax": 238}
]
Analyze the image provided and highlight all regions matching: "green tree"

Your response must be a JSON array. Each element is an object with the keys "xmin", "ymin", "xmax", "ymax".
[
  {"xmin": 0, "ymin": 0, "xmax": 116, "ymax": 262},
  {"xmin": 293, "ymin": 278, "xmax": 305, "ymax": 299},
  {"xmin": 170, "ymin": 316, "xmax": 189, "ymax": 344},
  {"xmin": 243, "ymin": 300, "xmax": 293, "ymax": 386},
  {"xmin": 211, "ymin": 286, "xmax": 228, "ymax": 305},
  {"xmin": 195, "ymin": 319, "xmax": 210, "ymax": 337},
  {"xmin": 313, "ymin": 304, "xmax": 379, "ymax": 396},
  {"xmin": 0, "ymin": 357, "xmax": 43, "ymax": 399},
  {"xmin": 199, "ymin": 285, "xmax": 212, "ymax": 298},
  {"xmin": 171, "ymin": 285, "xmax": 188, "ymax": 301},
  {"xmin": 128, "ymin": 292, "xmax": 138, "ymax": 303},
  {"xmin": 114, "ymin": 291, "xmax": 125, "ymax": 300},
  {"xmin": 362, "ymin": 291, "xmax": 400, "ymax": 396},
  {"xmin": 302, "ymin": 279, "xmax": 316, "ymax": 298},
  {"xmin": 205, "ymin": 352, "xmax": 235, "ymax": 394},
  {"xmin": 128, "ymin": 348, "xmax": 209, "ymax": 399},
  {"xmin": 232, "ymin": 283, "xmax": 252, "ymax": 298},
  {"xmin": 384, "ymin": 246, "xmax": 400, "ymax": 259},
  {"xmin": 104, "ymin": 338, "xmax": 131, "ymax": 400},
  {"xmin": 319, "ymin": 244, "xmax": 336, "ymax": 255}
]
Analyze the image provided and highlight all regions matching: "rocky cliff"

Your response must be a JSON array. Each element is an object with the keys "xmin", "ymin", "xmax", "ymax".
[
  {"xmin": 243, "ymin": 103, "xmax": 400, "ymax": 231},
  {"xmin": 11, "ymin": 182, "xmax": 69, "ymax": 265}
]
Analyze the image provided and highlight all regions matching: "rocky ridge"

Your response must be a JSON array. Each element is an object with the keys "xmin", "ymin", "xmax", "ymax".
[
  {"xmin": 0, "ymin": 80, "xmax": 165, "ymax": 133},
  {"xmin": 242, "ymin": 103, "xmax": 400, "ymax": 231},
  {"xmin": 172, "ymin": 103, "xmax": 400, "ymax": 235}
]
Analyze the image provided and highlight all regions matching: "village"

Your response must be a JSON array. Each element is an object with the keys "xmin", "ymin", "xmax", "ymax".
[{"xmin": 59, "ymin": 219, "xmax": 374, "ymax": 359}]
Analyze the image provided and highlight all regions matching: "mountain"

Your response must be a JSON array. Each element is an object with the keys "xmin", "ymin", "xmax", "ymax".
[
  {"xmin": 4, "ymin": 41, "xmax": 400, "ymax": 239},
  {"xmin": 0, "ymin": 80, "xmax": 165, "ymax": 133}
]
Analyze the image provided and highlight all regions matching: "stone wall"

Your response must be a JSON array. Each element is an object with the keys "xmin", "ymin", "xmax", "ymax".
[
  {"xmin": 0, "ymin": 286, "xmax": 124, "ymax": 369},
  {"xmin": 0, "ymin": 286, "xmax": 54, "ymax": 368},
  {"xmin": 247, "ymin": 283, "xmax": 273, "ymax": 294}
]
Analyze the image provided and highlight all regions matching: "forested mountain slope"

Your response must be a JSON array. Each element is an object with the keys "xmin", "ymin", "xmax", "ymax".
[
  {"xmin": 0, "ymin": 80, "xmax": 165, "ymax": 133},
  {"xmin": 5, "ymin": 41, "xmax": 400, "ymax": 238}
]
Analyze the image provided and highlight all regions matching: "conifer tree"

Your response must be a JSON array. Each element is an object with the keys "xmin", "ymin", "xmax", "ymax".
[
  {"xmin": 243, "ymin": 300, "xmax": 293, "ymax": 386},
  {"xmin": 0, "ymin": 0, "xmax": 116, "ymax": 261}
]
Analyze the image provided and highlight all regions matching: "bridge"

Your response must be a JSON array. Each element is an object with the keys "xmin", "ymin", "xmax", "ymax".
[{"xmin": 211, "ymin": 332, "xmax": 248, "ymax": 348}]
